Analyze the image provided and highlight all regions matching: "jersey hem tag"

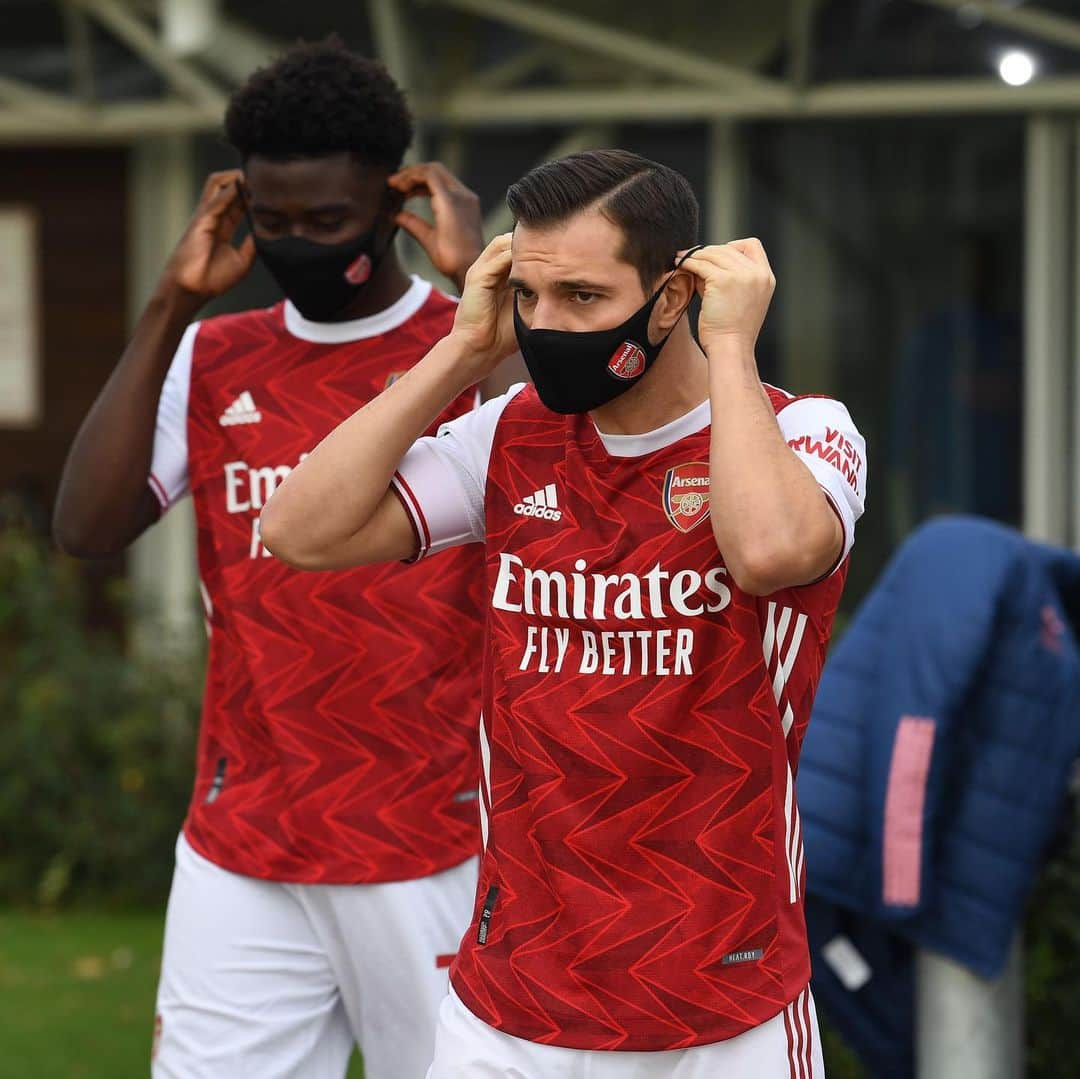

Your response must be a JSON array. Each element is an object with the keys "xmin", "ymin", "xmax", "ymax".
[{"xmin": 477, "ymin": 885, "xmax": 500, "ymax": 944}]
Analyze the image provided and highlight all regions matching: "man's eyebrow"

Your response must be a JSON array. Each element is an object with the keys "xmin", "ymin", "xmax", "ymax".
[
  {"xmin": 554, "ymin": 279, "xmax": 612, "ymax": 293},
  {"xmin": 508, "ymin": 277, "xmax": 613, "ymax": 292},
  {"xmin": 303, "ymin": 203, "xmax": 353, "ymax": 215},
  {"xmin": 249, "ymin": 202, "xmax": 353, "ymax": 214}
]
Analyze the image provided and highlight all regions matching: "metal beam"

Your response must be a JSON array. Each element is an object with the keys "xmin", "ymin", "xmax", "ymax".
[
  {"xmin": 433, "ymin": 0, "xmax": 791, "ymax": 100},
  {"xmin": 369, "ymin": 0, "xmax": 415, "ymax": 91},
  {"xmin": 707, "ymin": 122, "xmax": 741, "ymax": 245},
  {"xmin": 369, "ymin": 0, "xmax": 437, "ymax": 283},
  {"xmin": 184, "ymin": 17, "xmax": 283, "ymax": 87},
  {"xmin": 425, "ymin": 74, "xmax": 1080, "ymax": 123},
  {"xmin": 11, "ymin": 68, "xmax": 1080, "ymax": 143},
  {"xmin": 1073, "ymin": 118, "xmax": 1080, "ymax": 547},
  {"xmin": 0, "ymin": 75, "xmax": 84, "ymax": 122},
  {"xmin": 914, "ymin": 0, "xmax": 1080, "ymax": 56},
  {"xmin": 788, "ymin": 0, "xmax": 815, "ymax": 92},
  {"xmin": 917, "ymin": 939, "xmax": 1025, "ymax": 1076},
  {"xmin": 1023, "ymin": 115, "xmax": 1070, "ymax": 544},
  {"xmin": 128, "ymin": 133, "xmax": 201, "ymax": 657},
  {"xmin": 71, "ymin": 0, "xmax": 226, "ymax": 108},
  {"xmin": 0, "ymin": 100, "xmax": 220, "ymax": 142},
  {"xmin": 61, "ymin": 0, "xmax": 97, "ymax": 102},
  {"xmin": 462, "ymin": 44, "xmax": 556, "ymax": 92}
]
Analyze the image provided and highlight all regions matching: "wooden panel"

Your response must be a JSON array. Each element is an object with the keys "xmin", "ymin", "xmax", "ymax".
[{"xmin": 0, "ymin": 148, "xmax": 127, "ymax": 524}]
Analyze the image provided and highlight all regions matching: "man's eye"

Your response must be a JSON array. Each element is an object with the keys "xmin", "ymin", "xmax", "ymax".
[
  {"xmin": 514, "ymin": 287, "xmax": 536, "ymax": 301},
  {"xmin": 254, "ymin": 216, "xmax": 285, "ymax": 235},
  {"xmin": 311, "ymin": 218, "xmax": 346, "ymax": 233},
  {"xmin": 572, "ymin": 291, "xmax": 598, "ymax": 305}
]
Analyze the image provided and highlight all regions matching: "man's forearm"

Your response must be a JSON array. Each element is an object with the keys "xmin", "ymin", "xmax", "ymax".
[
  {"xmin": 53, "ymin": 285, "xmax": 200, "ymax": 557},
  {"xmin": 707, "ymin": 340, "xmax": 838, "ymax": 594},
  {"xmin": 259, "ymin": 333, "xmax": 477, "ymax": 566}
]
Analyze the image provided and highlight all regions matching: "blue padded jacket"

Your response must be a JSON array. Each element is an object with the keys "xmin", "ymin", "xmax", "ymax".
[{"xmin": 800, "ymin": 517, "xmax": 1080, "ymax": 1075}]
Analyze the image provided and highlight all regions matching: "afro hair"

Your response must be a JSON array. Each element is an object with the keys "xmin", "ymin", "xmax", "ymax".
[{"xmin": 225, "ymin": 37, "xmax": 413, "ymax": 170}]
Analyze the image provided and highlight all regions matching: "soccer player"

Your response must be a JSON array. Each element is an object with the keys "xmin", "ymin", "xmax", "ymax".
[
  {"xmin": 53, "ymin": 41, "xmax": 515, "ymax": 1079},
  {"xmin": 261, "ymin": 149, "xmax": 867, "ymax": 1077}
]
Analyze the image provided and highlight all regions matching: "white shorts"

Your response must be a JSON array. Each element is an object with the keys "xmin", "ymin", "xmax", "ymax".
[
  {"xmin": 153, "ymin": 833, "xmax": 478, "ymax": 1079},
  {"xmin": 426, "ymin": 985, "xmax": 824, "ymax": 1079}
]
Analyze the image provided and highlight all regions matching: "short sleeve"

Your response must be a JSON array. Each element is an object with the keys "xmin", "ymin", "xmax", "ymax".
[
  {"xmin": 391, "ymin": 383, "xmax": 526, "ymax": 559},
  {"xmin": 147, "ymin": 322, "xmax": 198, "ymax": 512},
  {"xmin": 777, "ymin": 397, "xmax": 867, "ymax": 563}
]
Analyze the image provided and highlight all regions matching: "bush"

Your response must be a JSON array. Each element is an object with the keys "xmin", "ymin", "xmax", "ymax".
[
  {"xmin": 0, "ymin": 521, "xmax": 201, "ymax": 908},
  {"xmin": 1025, "ymin": 819, "xmax": 1080, "ymax": 1076}
]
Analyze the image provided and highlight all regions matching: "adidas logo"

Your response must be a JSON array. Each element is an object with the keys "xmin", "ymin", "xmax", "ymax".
[
  {"xmin": 513, "ymin": 483, "xmax": 562, "ymax": 522},
  {"xmin": 219, "ymin": 391, "xmax": 262, "ymax": 427}
]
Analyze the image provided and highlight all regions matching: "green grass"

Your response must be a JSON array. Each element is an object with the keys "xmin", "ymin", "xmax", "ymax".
[
  {"xmin": 0, "ymin": 909, "xmax": 364, "ymax": 1078},
  {"xmin": 0, "ymin": 907, "xmax": 863, "ymax": 1078}
]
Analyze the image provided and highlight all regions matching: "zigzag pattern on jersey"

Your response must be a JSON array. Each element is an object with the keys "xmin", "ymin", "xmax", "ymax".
[
  {"xmin": 452, "ymin": 384, "xmax": 846, "ymax": 1051},
  {"xmin": 182, "ymin": 296, "xmax": 485, "ymax": 884}
]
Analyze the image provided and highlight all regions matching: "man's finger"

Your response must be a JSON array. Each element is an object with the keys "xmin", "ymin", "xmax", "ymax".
[
  {"xmin": 473, "ymin": 247, "xmax": 512, "ymax": 288},
  {"xmin": 679, "ymin": 251, "xmax": 739, "ymax": 278},
  {"xmin": 214, "ymin": 195, "xmax": 248, "ymax": 243},
  {"xmin": 201, "ymin": 179, "xmax": 246, "ymax": 225},
  {"xmin": 681, "ymin": 245, "xmax": 762, "ymax": 278},
  {"xmin": 394, "ymin": 209, "xmax": 436, "ymax": 248},
  {"xmin": 726, "ymin": 237, "xmax": 772, "ymax": 270},
  {"xmin": 199, "ymin": 169, "xmax": 242, "ymax": 199},
  {"xmin": 467, "ymin": 233, "xmax": 512, "ymax": 279},
  {"xmin": 390, "ymin": 177, "xmax": 433, "ymax": 200},
  {"xmin": 390, "ymin": 162, "xmax": 456, "ymax": 195},
  {"xmin": 235, "ymin": 233, "xmax": 257, "ymax": 270},
  {"xmin": 199, "ymin": 170, "xmax": 244, "ymax": 211}
]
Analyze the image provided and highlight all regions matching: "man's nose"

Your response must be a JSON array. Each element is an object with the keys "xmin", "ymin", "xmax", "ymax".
[{"xmin": 529, "ymin": 299, "xmax": 563, "ymax": 332}]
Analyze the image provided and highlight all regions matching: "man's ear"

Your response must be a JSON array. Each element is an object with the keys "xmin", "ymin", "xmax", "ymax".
[{"xmin": 653, "ymin": 269, "xmax": 696, "ymax": 333}]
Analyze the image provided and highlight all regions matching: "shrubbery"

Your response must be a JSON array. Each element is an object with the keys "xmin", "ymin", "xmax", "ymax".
[{"xmin": 0, "ymin": 520, "xmax": 200, "ymax": 907}]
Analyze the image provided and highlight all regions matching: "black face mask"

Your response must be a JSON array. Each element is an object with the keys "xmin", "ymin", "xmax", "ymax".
[
  {"xmin": 513, "ymin": 246, "xmax": 701, "ymax": 415},
  {"xmin": 253, "ymin": 206, "xmax": 397, "ymax": 323}
]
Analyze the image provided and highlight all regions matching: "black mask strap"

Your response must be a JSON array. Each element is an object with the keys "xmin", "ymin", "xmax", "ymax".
[{"xmin": 648, "ymin": 243, "xmax": 706, "ymax": 346}]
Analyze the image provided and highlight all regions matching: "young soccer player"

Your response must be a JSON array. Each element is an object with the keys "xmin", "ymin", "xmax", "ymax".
[
  {"xmin": 261, "ymin": 149, "xmax": 867, "ymax": 1077},
  {"xmin": 54, "ymin": 40, "xmax": 513, "ymax": 1079}
]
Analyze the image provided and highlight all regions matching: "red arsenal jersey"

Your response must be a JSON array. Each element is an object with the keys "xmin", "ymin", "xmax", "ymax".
[
  {"xmin": 393, "ymin": 382, "xmax": 866, "ymax": 1050},
  {"xmin": 149, "ymin": 279, "xmax": 484, "ymax": 883}
]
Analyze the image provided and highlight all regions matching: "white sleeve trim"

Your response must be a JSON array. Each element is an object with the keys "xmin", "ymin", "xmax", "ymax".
[
  {"xmin": 148, "ymin": 322, "xmax": 198, "ymax": 511},
  {"xmin": 776, "ymin": 396, "xmax": 867, "ymax": 565},
  {"xmin": 390, "ymin": 383, "xmax": 526, "ymax": 559}
]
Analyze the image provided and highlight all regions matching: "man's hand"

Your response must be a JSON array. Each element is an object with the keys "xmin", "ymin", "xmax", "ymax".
[
  {"xmin": 448, "ymin": 233, "xmax": 517, "ymax": 381},
  {"xmin": 680, "ymin": 239, "xmax": 776, "ymax": 358},
  {"xmin": 388, "ymin": 162, "xmax": 483, "ymax": 291},
  {"xmin": 161, "ymin": 170, "xmax": 256, "ymax": 304}
]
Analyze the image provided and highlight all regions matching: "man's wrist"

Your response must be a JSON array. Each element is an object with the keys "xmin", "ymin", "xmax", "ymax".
[
  {"xmin": 430, "ymin": 330, "xmax": 498, "ymax": 391},
  {"xmin": 449, "ymin": 247, "xmax": 484, "ymax": 294},
  {"xmin": 150, "ymin": 275, "xmax": 208, "ymax": 325},
  {"xmin": 703, "ymin": 333, "xmax": 758, "ymax": 370}
]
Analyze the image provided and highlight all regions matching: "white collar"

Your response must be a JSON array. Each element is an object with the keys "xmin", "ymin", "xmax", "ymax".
[
  {"xmin": 283, "ymin": 275, "xmax": 433, "ymax": 343},
  {"xmin": 593, "ymin": 397, "xmax": 711, "ymax": 458}
]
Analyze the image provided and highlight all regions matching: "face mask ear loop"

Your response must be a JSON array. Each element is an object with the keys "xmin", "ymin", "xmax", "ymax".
[
  {"xmin": 652, "ymin": 243, "xmax": 706, "ymax": 346},
  {"xmin": 237, "ymin": 180, "xmax": 262, "ymax": 248},
  {"xmin": 674, "ymin": 244, "xmax": 705, "ymax": 272}
]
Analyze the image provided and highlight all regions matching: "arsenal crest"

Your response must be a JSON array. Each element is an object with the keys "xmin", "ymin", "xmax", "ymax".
[
  {"xmin": 608, "ymin": 341, "xmax": 646, "ymax": 380},
  {"xmin": 663, "ymin": 461, "xmax": 711, "ymax": 533},
  {"xmin": 345, "ymin": 253, "xmax": 373, "ymax": 285}
]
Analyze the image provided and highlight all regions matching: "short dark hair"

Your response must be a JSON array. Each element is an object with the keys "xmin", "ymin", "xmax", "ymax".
[
  {"xmin": 506, "ymin": 149, "xmax": 699, "ymax": 290},
  {"xmin": 224, "ymin": 37, "xmax": 413, "ymax": 170}
]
